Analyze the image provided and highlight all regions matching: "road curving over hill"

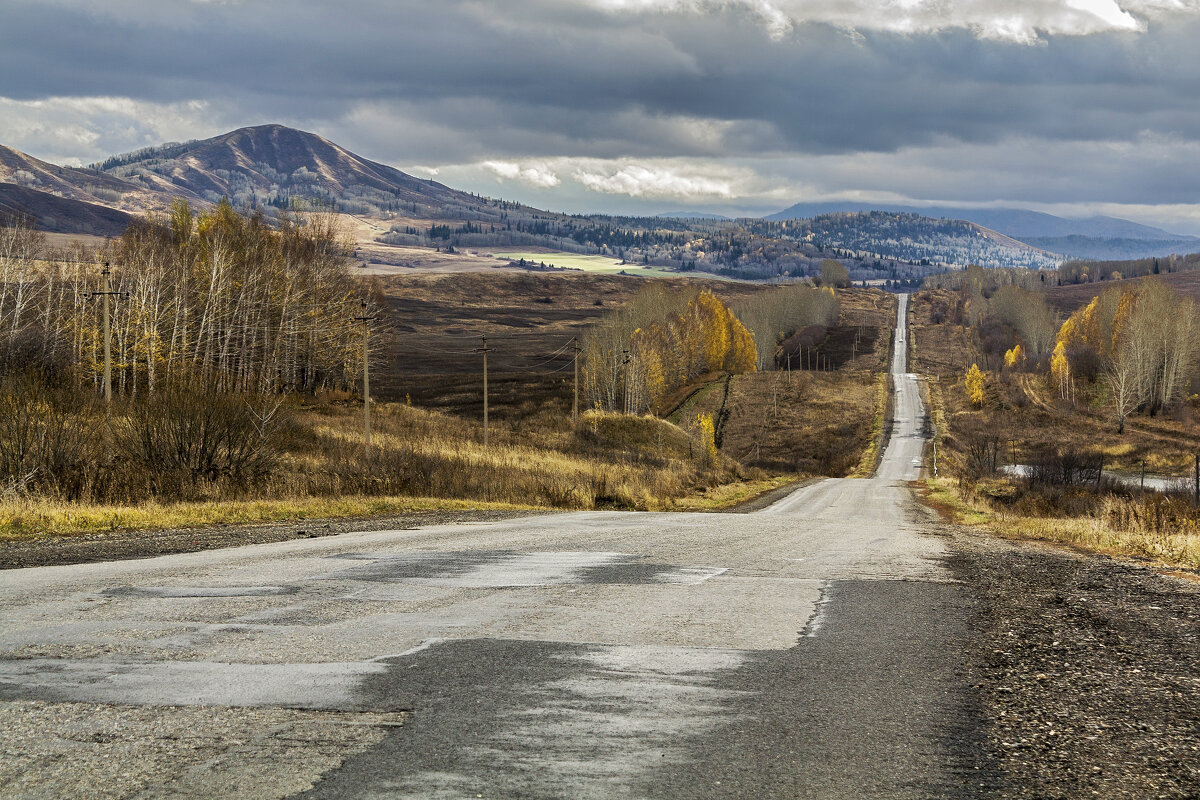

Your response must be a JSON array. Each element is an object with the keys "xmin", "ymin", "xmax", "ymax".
[{"xmin": 0, "ymin": 294, "xmax": 1002, "ymax": 798}]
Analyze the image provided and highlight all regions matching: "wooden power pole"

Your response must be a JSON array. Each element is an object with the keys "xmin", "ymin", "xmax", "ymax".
[
  {"xmin": 571, "ymin": 337, "xmax": 581, "ymax": 423},
  {"xmin": 87, "ymin": 262, "xmax": 126, "ymax": 409},
  {"xmin": 621, "ymin": 349, "xmax": 632, "ymax": 415},
  {"xmin": 353, "ymin": 300, "xmax": 377, "ymax": 446},
  {"xmin": 476, "ymin": 336, "xmax": 492, "ymax": 447}
]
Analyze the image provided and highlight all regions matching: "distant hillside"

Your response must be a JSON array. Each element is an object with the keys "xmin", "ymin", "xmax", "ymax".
[
  {"xmin": 0, "ymin": 144, "xmax": 179, "ymax": 213},
  {"xmin": 1020, "ymin": 235, "xmax": 1198, "ymax": 260},
  {"xmin": 0, "ymin": 184, "xmax": 133, "ymax": 237},
  {"xmin": 93, "ymin": 124, "xmax": 478, "ymax": 218},
  {"xmin": 748, "ymin": 212, "xmax": 1060, "ymax": 270},
  {"xmin": 656, "ymin": 212, "xmax": 732, "ymax": 221},
  {"xmin": 767, "ymin": 202, "xmax": 1198, "ymax": 260}
]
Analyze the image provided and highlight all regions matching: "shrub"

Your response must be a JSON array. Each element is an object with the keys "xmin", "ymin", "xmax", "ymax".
[
  {"xmin": 116, "ymin": 382, "xmax": 288, "ymax": 492},
  {"xmin": 0, "ymin": 374, "xmax": 98, "ymax": 499}
]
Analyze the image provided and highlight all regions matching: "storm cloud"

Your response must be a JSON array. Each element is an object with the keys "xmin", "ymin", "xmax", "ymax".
[{"xmin": 2, "ymin": 0, "xmax": 1199, "ymax": 230}]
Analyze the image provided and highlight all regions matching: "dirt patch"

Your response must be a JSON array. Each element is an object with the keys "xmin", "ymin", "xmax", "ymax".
[{"xmin": 951, "ymin": 530, "xmax": 1200, "ymax": 798}]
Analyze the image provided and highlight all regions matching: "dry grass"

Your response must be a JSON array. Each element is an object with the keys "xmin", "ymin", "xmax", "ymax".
[
  {"xmin": 850, "ymin": 372, "xmax": 890, "ymax": 478},
  {"xmin": 0, "ymin": 398, "xmax": 760, "ymax": 540},
  {"xmin": 919, "ymin": 340, "xmax": 1200, "ymax": 569},
  {"xmin": 909, "ymin": 289, "xmax": 977, "ymax": 377},
  {"xmin": 0, "ymin": 496, "xmax": 532, "ymax": 542},
  {"xmin": 924, "ymin": 477, "xmax": 1200, "ymax": 569},
  {"xmin": 680, "ymin": 370, "xmax": 882, "ymax": 477},
  {"xmin": 664, "ymin": 475, "xmax": 798, "ymax": 511}
]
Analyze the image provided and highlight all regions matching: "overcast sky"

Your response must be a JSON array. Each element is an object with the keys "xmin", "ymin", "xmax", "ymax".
[{"xmin": 3, "ymin": 0, "xmax": 1200, "ymax": 232}]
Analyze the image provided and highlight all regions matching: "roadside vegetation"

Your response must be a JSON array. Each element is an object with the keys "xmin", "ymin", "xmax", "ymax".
[
  {"xmin": 0, "ymin": 212, "xmax": 896, "ymax": 542},
  {"xmin": 913, "ymin": 263, "xmax": 1200, "ymax": 568}
]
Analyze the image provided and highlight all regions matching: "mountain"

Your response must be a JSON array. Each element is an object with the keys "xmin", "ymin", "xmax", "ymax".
[
  {"xmin": 656, "ymin": 212, "xmax": 732, "ymax": 221},
  {"xmin": 1018, "ymin": 235, "xmax": 1198, "ymax": 261},
  {"xmin": 767, "ymin": 202, "xmax": 1199, "ymax": 260},
  {"xmin": 0, "ymin": 184, "xmax": 133, "ymax": 237},
  {"xmin": 93, "ymin": 124, "xmax": 473, "ymax": 217}
]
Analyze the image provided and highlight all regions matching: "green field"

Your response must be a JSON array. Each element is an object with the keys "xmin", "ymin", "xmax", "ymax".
[{"xmin": 490, "ymin": 251, "xmax": 734, "ymax": 280}]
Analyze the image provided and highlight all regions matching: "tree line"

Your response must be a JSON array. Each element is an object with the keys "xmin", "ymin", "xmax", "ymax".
[
  {"xmin": 582, "ymin": 281, "xmax": 844, "ymax": 413},
  {"xmin": 733, "ymin": 284, "xmax": 840, "ymax": 371},
  {"xmin": 0, "ymin": 200, "xmax": 366, "ymax": 396}
]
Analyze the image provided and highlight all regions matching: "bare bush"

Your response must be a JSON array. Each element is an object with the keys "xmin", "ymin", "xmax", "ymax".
[
  {"xmin": 116, "ymin": 382, "xmax": 287, "ymax": 492},
  {"xmin": 0, "ymin": 374, "xmax": 98, "ymax": 499},
  {"xmin": 1026, "ymin": 448, "xmax": 1102, "ymax": 488}
]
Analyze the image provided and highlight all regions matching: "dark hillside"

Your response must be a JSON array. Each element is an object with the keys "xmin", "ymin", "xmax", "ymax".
[{"xmin": 0, "ymin": 184, "xmax": 133, "ymax": 237}]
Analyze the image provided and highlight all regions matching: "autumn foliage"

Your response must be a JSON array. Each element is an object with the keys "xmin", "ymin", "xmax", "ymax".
[
  {"xmin": 965, "ymin": 363, "xmax": 986, "ymax": 407},
  {"xmin": 1052, "ymin": 280, "xmax": 1200, "ymax": 431},
  {"xmin": 583, "ymin": 285, "xmax": 756, "ymax": 413}
]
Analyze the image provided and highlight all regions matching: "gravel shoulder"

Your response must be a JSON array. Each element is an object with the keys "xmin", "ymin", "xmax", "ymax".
[
  {"xmin": 0, "ymin": 509, "xmax": 556, "ymax": 571},
  {"xmin": 0, "ymin": 479, "xmax": 803, "ymax": 570},
  {"xmin": 949, "ymin": 528, "xmax": 1200, "ymax": 798}
]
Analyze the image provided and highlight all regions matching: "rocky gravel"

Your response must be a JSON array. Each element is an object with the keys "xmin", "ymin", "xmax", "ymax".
[{"xmin": 951, "ymin": 531, "xmax": 1200, "ymax": 799}]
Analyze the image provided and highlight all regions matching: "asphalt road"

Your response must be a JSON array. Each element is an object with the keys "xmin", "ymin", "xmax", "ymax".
[{"xmin": 0, "ymin": 293, "xmax": 990, "ymax": 798}]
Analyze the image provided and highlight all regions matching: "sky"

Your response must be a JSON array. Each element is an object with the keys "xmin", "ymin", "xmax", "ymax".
[{"xmin": 2, "ymin": 0, "xmax": 1200, "ymax": 233}]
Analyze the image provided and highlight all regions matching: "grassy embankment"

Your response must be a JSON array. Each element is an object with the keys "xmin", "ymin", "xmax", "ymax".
[
  {"xmin": 0, "ymin": 397, "xmax": 790, "ymax": 542},
  {"xmin": 911, "ymin": 288, "xmax": 1200, "ymax": 569}
]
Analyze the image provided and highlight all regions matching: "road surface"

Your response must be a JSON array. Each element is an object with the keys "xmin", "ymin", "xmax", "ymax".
[{"xmin": 0, "ymin": 294, "xmax": 988, "ymax": 799}]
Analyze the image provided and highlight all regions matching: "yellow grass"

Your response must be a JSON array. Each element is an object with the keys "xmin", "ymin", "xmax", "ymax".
[
  {"xmin": 491, "ymin": 251, "xmax": 627, "ymax": 271},
  {"xmin": 850, "ymin": 372, "xmax": 890, "ymax": 477},
  {"xmin": 922, "ymin": 477, "xmax": 1200, "ymax": 569},
  {"xmin": 490, "ymin": 251, "xmax": 734, "ymax": 281},
  {"xmin": 663, "ymin": 475, "xmax": 798, "ymax": 511},
  {"xmin": 0, "ymin": 402, "xmax": 768, "ymax": 541},
  {"xmin": 0, "ymin": 496, "xmax": 539, "ymax": 542}
]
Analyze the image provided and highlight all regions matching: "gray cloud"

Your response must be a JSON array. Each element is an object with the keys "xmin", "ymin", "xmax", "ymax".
[{"xmin": 1, "ymin": 0, "xmax": 1199, "ymax": 224}]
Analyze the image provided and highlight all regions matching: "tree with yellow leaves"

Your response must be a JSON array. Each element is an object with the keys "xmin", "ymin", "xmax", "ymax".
[
  {"xmin": 696, "ymin": 412, "xmax": 718, "ymax": 467},
  {"xmin": 1050, "ymin": 341, "xmax": 1071, "ymax": 401},
  {"xmin": 965, "ymin": 363, "xmax": 986, "ymax": 407},
  {"xmin": 583, "ymin": 286, "xmax": 757, "ymax": 413},
  {"xmin": 1003, "ymin": 344, "xmax": 1023, "ymax": 370}
]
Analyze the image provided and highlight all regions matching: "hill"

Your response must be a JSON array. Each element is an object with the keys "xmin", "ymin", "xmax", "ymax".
[
  {"xmin": 0, "ymin": 144, "xmax": 177, "ymax": 213},
  {"xmin": 0, "ymin": 184, "xmax": 133, "ymax": 237},
  {"xmin": 747, "ymin": 211, "xmax": 1059, "ymax": 271},
  {"xmin": 1018, "ymin": 235, "xmax": 1197, "ymax": 260},
  {"xmin": 93, "ymin": 124, "xmax": 474, "ymax": 217},
  {"xmin": 767, "ymin": 202, "xmax": 1198, "ymax": 260}
]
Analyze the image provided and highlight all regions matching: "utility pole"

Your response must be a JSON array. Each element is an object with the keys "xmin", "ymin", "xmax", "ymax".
[
  {"xmin": 86, "ymin": 262, "xmax": 127, "ymax": 409},
  {"xmin": 1194, "ymin": 454, "xmax": 1198, "ymax": 506},
  {"xmin": 571, "ymin": 337, "xmax": 581, "ymax": 423},
  {"xmin": 476, "ymin": 336, "xmax": 492, "ymax": 447},
  {"xmin": 353, "ymin": 300, "xmax": 378, "ymax": 446},
  {"xmin": 621, "ymin": 349, "xmax": 632, "ymax": 415}
]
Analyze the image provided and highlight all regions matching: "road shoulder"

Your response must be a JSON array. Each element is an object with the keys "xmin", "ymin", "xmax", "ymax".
[
  {"xmin": 0, "ymin": 509, "xmax": 556, "ymax": 571},
  {"xmin": 949, "ymin": 528, "xmax": 1200, "ymax": 798}
]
